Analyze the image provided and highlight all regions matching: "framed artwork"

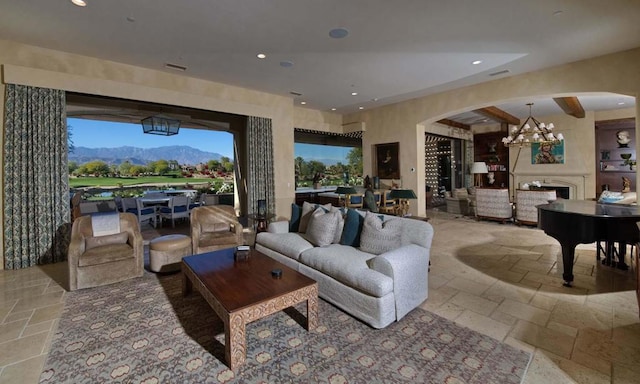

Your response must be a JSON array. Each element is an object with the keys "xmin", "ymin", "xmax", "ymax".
[
  {"xmin": 531, "ymin": 141, "xmax": 565, "ymax": 164},
  {"xmin": 375, "ymin": 142, "xmax": 400, "ymax": 179}
]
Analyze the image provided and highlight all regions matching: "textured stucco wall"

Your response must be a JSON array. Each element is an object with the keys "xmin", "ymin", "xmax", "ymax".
[
  {"xmin": 0, "ymin": 39, "xmax": 639, "ymax": 268},
  {"xmin": 345, "ymin": 47, "xmax": 640, "ymax": 216}
]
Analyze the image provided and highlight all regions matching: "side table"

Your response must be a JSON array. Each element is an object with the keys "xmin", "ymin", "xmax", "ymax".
[{"xmin": 248, "ymin": 213, "xmax": 275, "ymax": 233}]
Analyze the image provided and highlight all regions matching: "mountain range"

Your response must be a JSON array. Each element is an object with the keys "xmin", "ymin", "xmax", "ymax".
[{"xmin": 68, "ymin": 145, "xmax": 224, "ymax": 166}]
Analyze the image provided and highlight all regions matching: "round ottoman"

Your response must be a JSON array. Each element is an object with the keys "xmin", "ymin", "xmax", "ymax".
[{"xmin": 149, "ymin": 234, "xmax": 192, "ymax": 273}]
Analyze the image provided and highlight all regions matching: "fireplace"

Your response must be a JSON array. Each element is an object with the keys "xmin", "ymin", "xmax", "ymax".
[
  {"xmin": 537, "ymin": 185, "xmax": 570, "ymax": 199},
  {"xmin": 513, "ymin": 173, "xmax": 588, "ymax": 200}
]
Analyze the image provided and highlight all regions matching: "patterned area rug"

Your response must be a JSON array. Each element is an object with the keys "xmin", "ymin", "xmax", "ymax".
[{"xmin": 40, "ymin": 272, "xmax": 531, "ymax": 383}]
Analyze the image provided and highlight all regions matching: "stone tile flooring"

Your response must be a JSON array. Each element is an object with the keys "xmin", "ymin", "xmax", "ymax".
[{"xmin": 0, "ymin": 211, "xmax": 638, "ymax": 383}]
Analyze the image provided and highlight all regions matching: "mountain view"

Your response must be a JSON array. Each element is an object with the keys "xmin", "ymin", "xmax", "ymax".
[{"xmin": 69, "ymin": 145, "xmax": 224, "ymax": 166}]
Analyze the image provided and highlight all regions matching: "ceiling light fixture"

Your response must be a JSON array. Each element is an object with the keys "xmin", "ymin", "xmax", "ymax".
[
  {"xmin": 280, "ymin": 60, "xmax": 294, "ymax": 68},
  {"xmin": 257, "ymin": 53, "xmax": 266, "ymax": 59},
  {"xmin": 71, "ymin": 0, "xmax": 87, "ymax": 6},
  {"xmin": 142, "ymin": 115, "xmax": 180, "ymax": 136},
  {"xmin": 300, "ymin": 101, "xmax": 307, "ymax": 105},
  {"xmin": 472, "ymin": 60, "xmax": 483, "ymax": 65},
  {"xmin": 502, "ymin": 103, "xmax": 563, "ymax": 146},
  {"xmin": 329, "ymin": 28, "xmax": 349, "ymax": 39},
  {"xmin": 618, "ymin": 102, "xmax": 626, "ymax": 105},
  {"xmin": 351, "ymin": 92, "xmax": 358, "ymax": 96},
  {"xmin": 331, "ymin": 108, "xmax": 337, "ymax": 111},
  {"xmin": 358, "ymin": 106, "xmax": 364, "ymax": 110}
]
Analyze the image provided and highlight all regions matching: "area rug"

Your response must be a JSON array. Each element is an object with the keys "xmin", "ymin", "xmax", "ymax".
[{"xmin": 40, "ymin": 272, "xmax": 531, "ymax": 383}]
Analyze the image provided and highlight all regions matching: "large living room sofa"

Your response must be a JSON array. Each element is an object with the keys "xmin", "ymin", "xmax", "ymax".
[{"xmin": 255, "ymin": 202, "xmax": 434, "ymax": 329}]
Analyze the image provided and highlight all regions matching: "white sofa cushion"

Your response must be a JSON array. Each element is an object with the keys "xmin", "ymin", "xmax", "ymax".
[
  {"xmin": 306, "ymin": 207, "xmax": 340, "ymax": 246},
  {"xmin": 254, "ymin": 232, "xmax": 314, "ymax": 261},
  {"xmin": 359, "ymin": 212, "xmax": 402, "ymax": 255},
  {"xmin": 299, "ymin": 244, "xmax": 393, "ymax": 297},
  {"xmin": 298, "ymin": 202, "xmax": 331, "ymax": 233}
]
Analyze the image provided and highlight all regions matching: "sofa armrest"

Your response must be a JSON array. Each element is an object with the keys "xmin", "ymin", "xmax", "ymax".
[
  {"xmin": 267, "ymin": 220, "xmax": 290, "ymax": 234},
  {"xmin": 369, "ymin": 244, "xmax": 430, "ymax": 320}
]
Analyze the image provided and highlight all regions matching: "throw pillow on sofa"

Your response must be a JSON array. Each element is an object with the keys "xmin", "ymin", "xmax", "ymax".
[
  {"xmin": 340, "ymin": 208, "xmax": 365, "ymax": 247},
  {"xmin": 298, "ymin": 201, "xmax": 332, "ymax": 233},
  {"xmin": 359, "ymin": 211, "xmax": 402, "ymax": 255},
  {"xmin": 331, "ymin": 206, "xmax": 346, "ymax": 244},
  {"xmin": 289, "ymin": 203, "xmax": 302, "ymax": 232},
  {"xmin": 306, "ymin": 207, "xmax": 340, "ymax": 247}
]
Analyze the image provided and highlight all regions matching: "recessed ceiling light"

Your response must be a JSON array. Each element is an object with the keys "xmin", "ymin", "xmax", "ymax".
[
  {"xmin": 331, "ymin": 108, "xmax": 337, "ymax": 111},
  {"xmin": 329, "ymin": 28, "xmax": 349, "ymax": 39},
  {"xmin": 553, "ymin": 10, "xmax": 564, "ymax": 16},
  {"xmin": 126, "ymin": 16, "xmax": 136, "ymax": 23},
  {"xmin": 618, "ymin": 102, "xmax": 626, "ymax": 105},
  {"xmin": 472, "ymin": 60, "xmax": 483, "ymax": 65},
  {"xmin": 351, "ymin": 92, "xmax": 358, "ymax": 96},
  {"xmin": 300, "ymin": 101, "xmax": 307, "ymax": 105},
  {"xmin": 257, "ymin": 53, "xmax": 266, "ymax": 59},
  {"xmin": 358, "ymin": 106, "xmax": 364, "ymax": 110},
  {"xmin": 280, "ymin": 60, "xmax": 294, "ymax": 68},
  {"xmin": 71, "ymin": 0, "xmax": 87, "ymax": 6}
]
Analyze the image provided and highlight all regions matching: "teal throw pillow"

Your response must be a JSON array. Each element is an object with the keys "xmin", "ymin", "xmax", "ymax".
[
  {"xmin": 340, "ymin": 209, "xmax": 365, "ymax": 247},
  {"xmin": 289, "ymin": 203, "xmax": 301, "ymax": 232}
]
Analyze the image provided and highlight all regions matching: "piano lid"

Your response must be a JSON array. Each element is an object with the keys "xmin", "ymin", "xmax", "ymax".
[{"xmin": 537, "ymin": 200, "xmax": 640, "ymax": 218}]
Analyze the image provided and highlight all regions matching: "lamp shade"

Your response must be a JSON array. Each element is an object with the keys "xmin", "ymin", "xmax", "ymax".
[
  {"xmin": 470, "ymin": 161, "xmax": 488, "ymax": 174},
  {"xmin": 335, "ymin": 186, "xmax": 357, "ymax": 195},
  {"xmin": 389, "ymin": 189, "xmax": 417, "ymax": 199},
  {"xmin": 142, "ymin": 115, "xmax": 180, "ymax": 136}
]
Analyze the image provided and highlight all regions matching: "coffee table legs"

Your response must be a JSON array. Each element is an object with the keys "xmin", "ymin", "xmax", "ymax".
[
  {"xmin": 226, "ymin": 313, "xmax": 247, "ymax": 370},
  {"xmin": 225, "ymin": 293, "xmax": 318, "ymax": 370}
]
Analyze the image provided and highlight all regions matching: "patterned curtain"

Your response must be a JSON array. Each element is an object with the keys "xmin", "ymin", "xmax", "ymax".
[
  {"xmin": 4, "ymin": 84, "xmax": 69, "ymax": 269},
  {"xmin": 246, "ymin": 116, "xmax": 275, "ymax": 215}
]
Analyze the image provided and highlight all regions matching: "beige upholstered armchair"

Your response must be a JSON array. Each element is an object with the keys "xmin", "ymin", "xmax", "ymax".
[
  {"xmin": 190, "ymin": 205, "xmax": 244, "ymax": 254},
  {"xmin": 475, "ymin": 188, "xmax": 513, "ymax": 223},
  {"xmin": 515, "ymin": 189, "xmax": 557, "ymax": 225},
  {"xmin": 68, "ymin": 212, "xmax": 144, "ymax": 291}
]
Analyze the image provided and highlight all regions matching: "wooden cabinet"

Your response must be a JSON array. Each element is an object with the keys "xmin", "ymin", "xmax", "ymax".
[
  {"xmin": 473, "ymin": 132, "xmax": 509, "ymax": 189},
  {"xmin": 595, "ymin": 119, "xmax": 636, "ymax": 195}
]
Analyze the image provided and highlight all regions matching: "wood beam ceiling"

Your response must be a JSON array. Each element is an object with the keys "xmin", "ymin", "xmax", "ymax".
[
  {"xmin": 553, "ymin": 96, "xmax": 586, "ymax": 118},
  {"xmin": 472, "ymin": 106, "xmax": 520, "ymax": 125},
  {"xmin": 436, "ymin": 119, "xmax": 470, "ymax": 130}
]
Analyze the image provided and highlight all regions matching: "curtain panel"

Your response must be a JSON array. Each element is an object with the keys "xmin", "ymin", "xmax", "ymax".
[
  {"xmin": 246, "ymin": 116, "xmax": 275, "ymax": 216},
  {"xmin": 4, "ymin": 84, "xmax": 69, "ymax": 269}
]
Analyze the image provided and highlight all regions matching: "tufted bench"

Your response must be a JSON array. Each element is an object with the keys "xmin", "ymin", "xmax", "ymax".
[{"xmin": 149, "ymin": 234, "xmax": 192, "ymax": 272}]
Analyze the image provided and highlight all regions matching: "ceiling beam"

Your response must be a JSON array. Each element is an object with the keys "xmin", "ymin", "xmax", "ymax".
[
  {"xmin": 472, "ymin": 106, "xmax": 520, "ymax": 125},
  {"xmin": 553, "ymin": 96, "xmax": 586, "ymax": 118},
  {"xmin": 437, "ymin": 119, "xmax": 470, "ymax": 130}
]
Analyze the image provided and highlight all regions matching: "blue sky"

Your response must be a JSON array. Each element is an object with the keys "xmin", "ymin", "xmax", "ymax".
[{"xmin": 69, "ymin": 118, "xmax": 353, "ymax": 164}]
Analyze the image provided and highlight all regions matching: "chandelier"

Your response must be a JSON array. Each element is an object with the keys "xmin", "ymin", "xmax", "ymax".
[
  {"xmin": 141, "ymin": 115, "xmax": 180, "ymax": 136},
  {"xmin": 501, "ymin": 103, "xmax": 564, "ymax": 146}
]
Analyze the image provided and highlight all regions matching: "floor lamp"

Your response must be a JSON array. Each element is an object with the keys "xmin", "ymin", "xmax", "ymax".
[{"xmin": 471, "ymin": 162, "xmax": 488, "ymax": 187}]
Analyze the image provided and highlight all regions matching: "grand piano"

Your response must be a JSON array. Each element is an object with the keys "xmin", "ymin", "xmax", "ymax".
[{"xmin": 538, "ymin": 200, "xmax": 640, "ymax": 287}]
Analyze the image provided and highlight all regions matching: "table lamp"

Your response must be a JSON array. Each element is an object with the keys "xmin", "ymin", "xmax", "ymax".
[
  {"xmin": 335, "ymin": 186, "xmax": 357, "ymax": 208},
  {"xmin": 389, "ymin": 189, "xmax": 417, "ymax": 216},
  {"xmin": 471, "ymin": 162, "xmax": 489, "ymax": 187}
]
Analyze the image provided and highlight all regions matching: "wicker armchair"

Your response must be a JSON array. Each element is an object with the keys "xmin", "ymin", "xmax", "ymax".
[
  {"xmin": 68, "ymin": 212, "xmax": 144, "ymax": 291},
  {"xmin": 190, "ymin": 205, "xmax": 244, "ymax": 254}
]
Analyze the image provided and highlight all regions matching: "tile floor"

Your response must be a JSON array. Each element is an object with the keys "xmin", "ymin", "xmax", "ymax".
[{"xmin": 0, "ymin": 211, "xmax": 639, "ymax": 383}]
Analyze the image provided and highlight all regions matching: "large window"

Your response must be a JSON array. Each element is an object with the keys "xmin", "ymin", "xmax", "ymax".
[
  {"xmin": 294, "ymin": 129, "xmax": 362, "ymax": 188},
  {"xmin": 67, "ymin": 117, "xmax": 235, "ymax": 198}
]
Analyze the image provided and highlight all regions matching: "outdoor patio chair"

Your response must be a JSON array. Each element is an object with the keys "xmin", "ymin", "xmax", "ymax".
[{"xmin": 159, "ymin": 195, "xmax": 191, "ymax": 228}]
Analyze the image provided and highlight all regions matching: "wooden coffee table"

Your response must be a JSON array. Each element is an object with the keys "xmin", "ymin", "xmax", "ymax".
[{"xmin": 181, "ymin": 247, "xmax": 318, "ymax": 370}]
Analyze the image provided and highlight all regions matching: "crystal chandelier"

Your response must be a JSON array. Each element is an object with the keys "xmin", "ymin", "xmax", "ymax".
[{"xmin": 502, "ymin": 103, "xmax": 564, "ymax": 146}]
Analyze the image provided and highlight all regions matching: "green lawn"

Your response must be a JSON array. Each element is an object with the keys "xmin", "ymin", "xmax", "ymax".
[{"xmin": 69, "ymin": 176, "xmax": 219, "ymax": 188}]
